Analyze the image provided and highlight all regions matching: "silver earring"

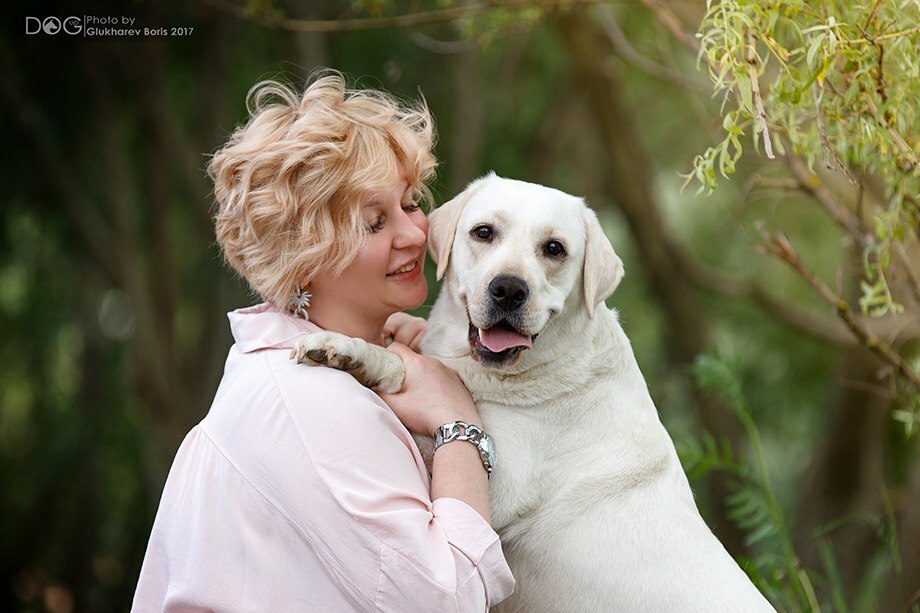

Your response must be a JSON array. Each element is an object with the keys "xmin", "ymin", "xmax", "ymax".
[{"xmin": 290, "ymin": 285, "xmax": 311, "ymax": 320}]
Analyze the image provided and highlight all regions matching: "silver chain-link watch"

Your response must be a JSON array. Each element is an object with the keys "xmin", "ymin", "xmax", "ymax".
[{"xmin": 433, "ymin": 421, "xmax": 495, "ymax": 478}]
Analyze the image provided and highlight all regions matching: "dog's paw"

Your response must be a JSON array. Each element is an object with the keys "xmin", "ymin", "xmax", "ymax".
[
  {"xmin": 291, "ymin": 331, "xmax": 406, "ymax": 394},
  {"xmin": 291, "ymin": 332, "xmax": 365, "ymax": 372}
]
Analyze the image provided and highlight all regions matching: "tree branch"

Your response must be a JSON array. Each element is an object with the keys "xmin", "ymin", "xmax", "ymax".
[
  {"xmin": 202, "ymin": 0, "xmax": 627, "ymax": 32},
  {"xmin": 745, "ymin": 31, "xmax": 775, "ymax": 159},
  {"xmin": 759, "ymin": 232, "xmax": 920, "ymax": 391},
  {"xmin": 812, "ymin": 82, "xmax": 858, "ymax": 182},
  {"xmin": 893, "ymin": 241, "xmax": 920, "ymax": 307},
  {"xmin": 862, "ymin": 0, "xmax": 884, "ymax": 30},
  {"xmin": 864, "ymin": 96, "xmax": 918, "ymax": 172},
  {"xmin": 783, "ymin": 151, "xmax": 874, "ymax": 250},
  {"xmin": 758, "ymin": 158, "xmax": 920, "ymax": 314},
  {"xmin": 686, "ymin": 258, "xmax": 852, "ymax": 345},
  {"xmin": 593, "ymin": 5, "xmax": 708, "ymax": 93},
  {"xmin": 637, "ymin": 0, "xmax": 700, "ymax": 54},
  {"xmin": 637, "ymin": 0, "xmax": 920, "ymax": 334},
  {"xmin": 686, "ymin": 255, "xmax": 920, "ymax": 347},
  {"xmin": 840, "ymin": 26, "xmax": 920, "ymax": 45},
  {"xmin": 408, "ymin": 32, "xmax": 479, "ymax": 54}
]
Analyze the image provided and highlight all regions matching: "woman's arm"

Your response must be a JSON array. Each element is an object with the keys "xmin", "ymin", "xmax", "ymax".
[
  {"xmin": 380, "ymin": 342, "xmax": 490, "ymax": 521},
  {"xmin": 430, "ymin": 438, "xmax": 491, "ymax": 522},
  {"xmin": 276, "ymin": 356, "xmax": 513, "ymax": 610}
]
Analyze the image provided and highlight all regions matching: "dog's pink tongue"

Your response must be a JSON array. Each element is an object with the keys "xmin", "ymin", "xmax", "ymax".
[{"xmin": 478, "ymin": 327, "xmax": 532, "ymax": 352}]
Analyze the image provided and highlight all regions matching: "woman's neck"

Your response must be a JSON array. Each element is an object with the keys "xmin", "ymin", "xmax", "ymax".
[{"xmin": 307, "ymin": 303, "xmax": 387, "ymax": 346}]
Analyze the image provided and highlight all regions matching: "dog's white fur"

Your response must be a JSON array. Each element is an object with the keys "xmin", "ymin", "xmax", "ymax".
[{"xmin": 293, "ymin": 174, "xmax": 774, "ymax": 611}]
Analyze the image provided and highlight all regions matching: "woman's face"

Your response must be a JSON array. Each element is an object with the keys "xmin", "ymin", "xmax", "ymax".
[{"xmin": 308, "ymin": 174, "xmax": 429, "ymax": 326}]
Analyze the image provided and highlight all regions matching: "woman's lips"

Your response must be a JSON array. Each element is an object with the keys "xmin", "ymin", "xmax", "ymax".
[{"xmin": 385, "ymin": 260, "xmax": 421, "ymax": 282}]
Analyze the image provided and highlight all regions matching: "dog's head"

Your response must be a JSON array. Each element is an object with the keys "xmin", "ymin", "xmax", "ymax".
[{"xmin": 429, "ymin": 173, "xmax": 623, "ymax": 368}]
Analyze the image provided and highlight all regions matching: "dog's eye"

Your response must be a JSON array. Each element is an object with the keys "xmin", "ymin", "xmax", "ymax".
[
  {"xmin": 544, "ymin": 240, "xmax": 566, "ymax": 257},
  {"xmin": 471, "ymin": 225, "xmax": 493, "ymax": 241}
]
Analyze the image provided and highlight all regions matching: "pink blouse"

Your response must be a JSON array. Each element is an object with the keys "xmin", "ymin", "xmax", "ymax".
[{"xmin": 133, "ymin": 303, "xmax": 514, "ymax": 612}]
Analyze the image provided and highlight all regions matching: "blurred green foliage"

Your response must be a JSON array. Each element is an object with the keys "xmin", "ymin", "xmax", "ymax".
[{"xmin": 2, "ymin": 0, "xmax": 918, "ymax": 611}]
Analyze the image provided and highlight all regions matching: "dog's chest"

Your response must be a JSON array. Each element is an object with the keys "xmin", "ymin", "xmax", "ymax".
[
  {"xmin": 469, "ymin": 387, "xmax": 608, "ymax": 531},
  {"xmin": 456, "ymin": 364, "xmax": 678, "ymax": 533},
  {"xmin": 474, "ymin": 399, "xmax": 552, "ymax": 530}
]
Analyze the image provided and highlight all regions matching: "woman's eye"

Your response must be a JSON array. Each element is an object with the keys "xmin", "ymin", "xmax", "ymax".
[
  {"xmin": 544, "ymin": 240, "xmax": 566, "ymax": 257},
  {"xmin": 402, "ymin": 202, "xmax": 421, "ymax": 213},
  {"xmin": 367, "ymin": 217, "xmax": 385, "ymax": 233},
  {"xmin": 471, "ymin": 225, "xmax": 493, "ymax": 241}
]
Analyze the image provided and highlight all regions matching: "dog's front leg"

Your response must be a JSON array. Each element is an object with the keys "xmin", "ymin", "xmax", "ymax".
[{"xmin": 291, "ymin": 332, "xmax": 406, "ymax": 394}]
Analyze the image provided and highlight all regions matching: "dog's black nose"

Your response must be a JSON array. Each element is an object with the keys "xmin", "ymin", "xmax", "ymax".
[{"xmin": 489, "ymin": 275, "xmax": 529, "ymax": 311}]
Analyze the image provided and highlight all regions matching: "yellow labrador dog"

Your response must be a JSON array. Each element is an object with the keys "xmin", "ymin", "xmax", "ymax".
[{"xmin": 294, "ymin": 174, "xmax": 774, "ymax": 612}]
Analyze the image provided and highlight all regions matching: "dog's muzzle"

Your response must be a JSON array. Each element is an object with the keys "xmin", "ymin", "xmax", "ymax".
[{"xmin": 466, "ymin": 275, "xmax": 541, "ymax": 368}]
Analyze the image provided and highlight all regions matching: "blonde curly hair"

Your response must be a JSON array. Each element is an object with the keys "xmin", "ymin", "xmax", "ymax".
[{"xmin": 209, "ymin": 71, "xmax": 437, "ymax": 310}]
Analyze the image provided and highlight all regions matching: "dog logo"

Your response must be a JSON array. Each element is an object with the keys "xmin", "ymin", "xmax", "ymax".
[{"xmin": 25, "ymin": 16, "xmax": 83, "ymax": 35}]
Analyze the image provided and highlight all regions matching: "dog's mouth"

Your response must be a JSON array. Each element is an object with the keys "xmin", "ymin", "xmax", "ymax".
[{"xmin": 467, "ymin": 318, "xmax": 539, "ymax": 367}]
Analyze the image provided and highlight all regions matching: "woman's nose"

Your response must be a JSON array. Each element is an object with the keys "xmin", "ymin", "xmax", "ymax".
[{"xmin": 393, "ymin": 209, "xmax": 427, "ymax": 249}]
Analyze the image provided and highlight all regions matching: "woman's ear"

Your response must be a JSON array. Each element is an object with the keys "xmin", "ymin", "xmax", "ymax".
[
  {"xmin": 428, "ymin": 175, "xmax": 489, "ymax": 281},
  {"xmin": 582, "ymin": 206, "xmax": 624, "ymax": 318}
]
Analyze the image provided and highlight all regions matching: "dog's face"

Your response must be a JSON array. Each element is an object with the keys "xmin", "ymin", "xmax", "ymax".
[{"xmin": 429, "ymin": 174, "xmax": 623, "ymax": 368}]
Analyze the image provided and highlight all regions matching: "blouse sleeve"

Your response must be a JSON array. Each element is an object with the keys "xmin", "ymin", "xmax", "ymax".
[{"xmin": 275, "ymin": 367, "xmax": 515, "ymax": 611}]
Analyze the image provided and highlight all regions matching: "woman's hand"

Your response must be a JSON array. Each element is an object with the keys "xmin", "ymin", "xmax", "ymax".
[
  {"xmin": 381, "ymin": 312, "xmax": 426, "ymax": 351},
  {"xmin": 380, "ymin": 342, "xmax": 480, "ymax": 437}
]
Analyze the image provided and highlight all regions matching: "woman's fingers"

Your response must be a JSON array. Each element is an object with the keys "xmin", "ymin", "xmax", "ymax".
[
  {"xmin": 392, "ymin": 322, "xmax": 424, "ymax": 351},
  {"xmin": 385, "ymin": 340, "xmax": 410, "ymax": 355},
  {"xmin": 408, "ymin": 328, "xmax": 425, "ymax": 351},
  {"xmin": 381, "ymin": 342, "xmax": 479, "ymax": 435},
  {"xmin": 393, "ymin": 320, "xmax": 426, "ymax": 349},
  {"xmin": 381, "ymin": 312, "xmax": 426, "ymax": 349}
]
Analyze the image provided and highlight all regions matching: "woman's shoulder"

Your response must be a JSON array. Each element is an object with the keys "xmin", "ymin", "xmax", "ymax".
[
  {"xmin": 260, "ymin": 348, "xmax": 392, "ymax": 421},
  {"xmin": 209, "ymin": 347, "xmax": 414, "ymax": 481},
  {"xmin": 208, "ymin": 347, "xmax": 401, "ymax": 454},
  {"xmin": 204, "ymin": 348, "xmax": 429, "ymax": 542},
  {"xmin": 203, "ymin": 347, "xmax": 423, "ymax": 512},
  {"xmin": 267, "ymin": 352, "xmax": 417, "ymax": 470}
]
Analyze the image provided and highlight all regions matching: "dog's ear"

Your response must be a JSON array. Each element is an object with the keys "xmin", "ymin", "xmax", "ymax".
[
  {"xmin": 582, "ymin": 207, "xmax": 624, "ymax": 318},
  {"xmin": 428, "ymin": 176, "xmax": 488, "ymax": 281}
]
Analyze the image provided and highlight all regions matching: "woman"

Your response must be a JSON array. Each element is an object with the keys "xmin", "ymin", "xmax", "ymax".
[{"xmin": 132, "ymin": 72, "xmax": 514, "ymax": 611}]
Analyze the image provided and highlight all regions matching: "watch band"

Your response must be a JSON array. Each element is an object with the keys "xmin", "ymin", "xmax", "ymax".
[{"xmin": 433, "ymin": 421, "xmax": 494, "ymax": 478}]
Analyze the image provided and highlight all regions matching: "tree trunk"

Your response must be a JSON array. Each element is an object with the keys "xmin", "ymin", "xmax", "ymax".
[
  {"xmin": 449, "ymin": 47, "xmax": 484, "ymax": 194},
  {"xmin": 792, "ymin": 349, "xmax": 892, "ymax": 597},
  {"xmin": 884, "ymin": 455, "xmax": 920, "ymax": 611}
]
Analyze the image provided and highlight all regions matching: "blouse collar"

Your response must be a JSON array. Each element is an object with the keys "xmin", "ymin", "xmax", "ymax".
[{"xmin": 228, "ymin": 302, "xmax": 322, "ymax": 353}]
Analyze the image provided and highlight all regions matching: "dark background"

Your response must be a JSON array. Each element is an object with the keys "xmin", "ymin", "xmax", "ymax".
[{"xmin": 2, "ymin": 1, "xmax": 918, "ymax": 610}]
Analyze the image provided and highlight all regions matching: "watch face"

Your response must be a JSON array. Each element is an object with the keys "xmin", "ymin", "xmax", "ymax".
[{"xmin": 480, "ymin": 434, "xmax": 496, "ymax": 461}]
